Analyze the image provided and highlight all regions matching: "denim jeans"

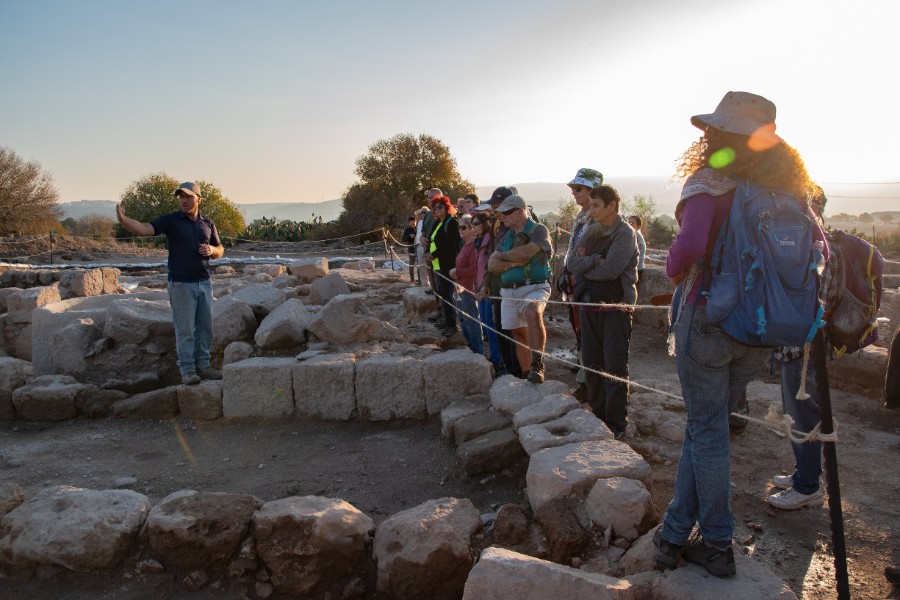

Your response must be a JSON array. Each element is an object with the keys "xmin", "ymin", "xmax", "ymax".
[
  {"xmin": 580, "ymin": 308, "xmax": 632, "ymax": 435},
  {"xmin": 458, "ymin": 290, "xmax": 484, "ymax": 356},
  {"xmin": 168, "ymin": 279, "xmax": 214, "ymax": 376},
  {"xmin": 479, "ymin": 298, "xmax": 502, "ymax": 365},
  {"xmin": 779, "ymin": 352, "xmax": 823, "ymax": 494},
  {"xmin": 661, "ymin": 304, "xmax": 768, "ymax": 546}
]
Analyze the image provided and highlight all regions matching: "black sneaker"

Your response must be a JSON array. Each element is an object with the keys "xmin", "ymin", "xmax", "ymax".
[
  {"xmin": 653, "ymin": 528, "xmax": 682, "ymax": 570},
  {"xmin": 684, "ymin": 535, "xmax": 736, "ymax": 578},
  {"xmin": 441, "ymin": 326, "xmax": 457, "ymax": 337},
  {"xmin": 427, "ymin": 313, "xmax": 441, "ymax": 323}
]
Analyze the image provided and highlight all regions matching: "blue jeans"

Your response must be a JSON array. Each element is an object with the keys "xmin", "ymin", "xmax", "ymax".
[
  {"xmin": 779, "ymin": 353, "xmax": 823, "ymax": 495},
  {"xmin": 479, "ymin": 298, "xmax": 502, "ymax": 365},
  {"xmin": 458, "ymin": 290, "xmax": 484, "ymax": 356},
  {"xmin": 168, "ymin": 279, "xmax": 214, "ymax": 376},
  {"xmin": 661, "ymin": 304, "xmax": 768, "ymax": 546}
]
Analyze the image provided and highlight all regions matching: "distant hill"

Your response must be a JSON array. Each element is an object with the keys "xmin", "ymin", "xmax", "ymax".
[{"xmin": 60, "ymin": 199, "xmax": 345, "ymax": 223}]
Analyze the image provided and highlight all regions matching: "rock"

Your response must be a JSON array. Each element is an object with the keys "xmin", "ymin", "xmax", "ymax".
[
  {"xmin": 618, "ymin": 525, "xmax": 659, "ymax": 576},
  {"xmin": 512, "ymin": 393, "xmax": 580, "ymax": 429},
  {"xmin": 11, "ymin": 374, "xmax": 86, "ymax": 421},
  {"xmin": 440, "ymin": 397, "xmax": 489, "ymax": 441},
  {"xmin": 76, "ymin": 387, "xmax": 127, "ymax": 418},
  {"xmin": 103, "ymin": 298, "xmax": 174, "ymax": 344},
  {"xmin": 423, "ymin": 349, "xmax": 492, "ymax": 414},
  {"xmin": 113, "ymin": 387, "xmax": 179, "ymax": 419},
  {"xmin": 252, "ymin": 264, "xmax": 287, "ymax": 278},
  {"xmin": 182, "ymin": 569, "xmax": 210, "ymax": 591},
  {"xmin": 228, "ymin": 283, "xmax": 287, "ymax": 321},
  {"xmin": 253, "ymin": 272, "xmax": 273, "ymax": 283},
  {"xmin": 254, "ymin": 496, "xmax": 374, "ymax": 597},
  {"xmin": 113, "ymin": 477, "xmax": 138, "ymax": 489},
  {"xmin": 493, "ymin": 503, "xmax": 529, "ymax": 546},
  {"xmin": 518, "ymin": 409, "xmax": 612, "ymax": 456},
  {"xmin": 255, "ymin": 581, "xmax": 274, "ymax": 598},
  {"xmin": 99, "ymin": 372, "xmax": 160, "ymax": 394},
  {"xmin": 536, "ymin": 498, "xmax": 589, "ymax": 564},
  {"xmin": 59, "ymin": 268, "xmax": 104, "ymax": 298},
  {"xmin": 136, "ymin": 558, "xmax": 165, "ymax": 573},
  {"xmin": 307, "ymin": 294, "xmax": 382, "ymax": 346},
  {"xmin": 309, "ymin": 272, "xmax": 351, "ymax": 305},
  {"xmin": 585, "ymin": 477, "xmax": 654, "ymax": 541},
  {"xmin": 177, "ymin": 380, "xmax": 223, "ymax": 420},
  {"xmin": 216, "ymin": 265, "xmax": 236, "ymax": 275},
  {"xmin": 0, "ymin": 357, "xmax": 33, "ymax": 420},
  {"xmin": 222, "ymin": 358, "xmax": 295, "ymax": 418},
  {"xmin": 212, "ymin": 296, "xmax": 259, "ymax": 354},
  {"xmin": 45, "ymin": 318, "xmax": 101, "ymax": 378},
  {"xmin": 293, "ymin": 353, "xmax": 356, "ymax": 420},
  {"xmin": 490, "ymin": 375, "xmax": 571, "ymax": 416},
  {"xmin": 526, "ymin": 440, "xmax": 652, "ymax": 513},
  {"xmin": 0, "ymin": 482, "xmax": 25, "ymax": 517},
  {"xmin": 0, "ymin": 486, "xmax": 150, "ymax": 571},
  {"xmin": 453, "ymin": 410, "xmax": 512, "ymax": 444},
  {"xmin": 287, "ymin": 258, "xmax": 329, "ymax": 282},
  {"xmin": 146, "ymin": 490, "xmax": 263, "ymax": 568},
  {"xmin": 374, "ymin": 497, "xmax": 480, "ymax": 600},
  {"xmin": 223, "ymin": 341, "xmax": 254, "ymax": 365},
  {"xmin": 0, "ymin": 287, "xmax": 23, "ymax": 312},
  {"xmin": 356, "ymin": 354, "xmax": 425, "ymax": 420},
  {"xmin": 7, "ymin": 285, "xmax": 61, "ymax": 324},
  {"xmin": 402, "ymin": 286, "xmax": 438, "ymax": 318},
  {"xmin": 456, "ymin": 428, "xmax": 525, "ymax": 476},
  {"xmin": 99, "ymin": 267, "xmax": 121, "ymax": 294},
  {"xmin": 254, "ymin": 298, "xmax": 316, "ymax": 351},
  {"xmin": 462, "ymin": 547, "xmax": 631, "ymax": 599}
]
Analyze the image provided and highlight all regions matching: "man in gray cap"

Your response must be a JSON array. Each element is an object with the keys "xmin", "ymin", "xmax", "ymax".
[
  {"xmin": 488, "ymin": 193, "xmax": 553, "ymax": 383},
  {"xmin": 116, "ymin": 181, "xmax": 224, "ymax": 385}
]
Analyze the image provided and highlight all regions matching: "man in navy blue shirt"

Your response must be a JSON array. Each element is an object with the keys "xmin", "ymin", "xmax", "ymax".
[{"xmin": 116, "ymin": 181, "xmax": 224, "ymax": 385}]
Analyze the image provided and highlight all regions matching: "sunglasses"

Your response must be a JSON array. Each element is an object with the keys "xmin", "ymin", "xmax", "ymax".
[
  {"xmin": 459, "ymin": 225, "xmax": 470, "ymax": 230},
  {"xmin": 500, "ymin": 209, "xmax": 518, "ymax": 216},
  {"xmin": 570, "ymin": 185, "xmax": 586, "ymax": 193}
]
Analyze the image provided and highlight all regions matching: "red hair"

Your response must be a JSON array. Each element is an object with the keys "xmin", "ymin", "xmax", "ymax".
[{"xmin": 431, "ymin": 195, "xmax": 455, "ymax": 217}]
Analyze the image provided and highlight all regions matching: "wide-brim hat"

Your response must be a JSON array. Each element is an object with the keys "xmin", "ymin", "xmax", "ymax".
[
  {"xmin": 568, "ymin": 168, "xmax": 603, "ymax": 189},
  {"xmin": 691, "ymin": 91, "xmax": 777, "ymax": 137}
]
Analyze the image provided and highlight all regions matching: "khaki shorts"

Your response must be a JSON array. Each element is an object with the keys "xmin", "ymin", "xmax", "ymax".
[{"xmin": 500, "ymin": 283, "xmax": 551, "ymax": 330}]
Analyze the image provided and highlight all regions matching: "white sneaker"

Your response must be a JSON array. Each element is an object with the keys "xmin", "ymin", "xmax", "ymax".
[
  {"xmin": 767, "ymin": 487, "xmax": 823, "ymax": 510},
  {"xmin": 771, "ymin": 474, "xmax": 793, "ymax": 489}
]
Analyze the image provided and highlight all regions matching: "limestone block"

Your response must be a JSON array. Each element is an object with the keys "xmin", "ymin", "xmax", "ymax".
[
  {"xmin": 490, "ymin": 375, "xmax": 570, "ymax": 416},
  {"xmin": 212, "ymin": 296, "xmax": 258, "ymax": 353},
  {"xmin": 0, "ymin": 482, "xmax": 25, "ymax": 517},
  {"xmin": 252, "ymin": 263, "xmax": 287, "ymax": 277},
  {"xmin": 356, "ymin": 354, "xmax": 425, "ymax": 420},
  {"xmin": 100, "ymin": 267, "xmax": 120, "ymax": 294},
  {"xmin": 254, "ymin": 298, "xmax": 317, "ymax": 351},
  {"xmin": 59, "ymin": 268, "xmax": 104, "ymax": 297},
  {"xmin": 11, "ymin": 374, "xmax": 86, "ymax": 421},
  {"xmin": 535, "ymin": 498, "xmax": 589, "ymax": 564},
  {"xmin": 440, "ymin": 397, "xmax": 489, "ymax": 441},
  {"xmin": 146, "ymin": 490, "xmax": 263, "ymax": 567},
  {"xmin": 254, "ymin": 496, "xmax": 374, "ymax": 597},
  {"xmin": 223, "ymin": 341, "xmax": 253, "ymax": 365},
  {"xmin": 178, "ymin": 380, "xmax": 223, "ymax": 420},
  {"xmin": 518, "ymin": 408, "xmax": 612, "ymax": 455},
  {"xmin": 3, "ymin": 321, "xmax": 32, "ymax": 361},
  {"xmin": 526, "ymin": 440, "xmax": 652, "ymax": 513},
  {"xmin": 453, "ymin": 410, "xmax": 511, "ymax": 444},
  {"xmin": 307, "ymin": 294, "xmax": 381, "ymax": 345},
  {"xmin": 228, "ymin": 283, "xmax": 286, "ymax": 320},
  {"xmin": 223, "ymin": 357, "xmax": 295, "ymax": 418},
  {"xmin": 47, "ymin": 318, "xmax": 101, "ymax": 378},
  {"xmin": 76, "ymin": 388, "xmax": 128, "ymax": 418},
  {"xmin": 287, "ymin": 257, "xmax": 329, "ymax": 281},
  {"xmin": 512, "ymin": 393, "xmax": 580, "ymax": 429},
  {"xmin": 634, "ymin": 267, "xmax": 673, "ymax": 329},
  {"xmin": 309, "ymin": 272, "xmax": 351, "ymax": 305},
  {"xmin": 103, "ymin": 298, "xmax": 174, "ymax": 344},
  {"xmin": 828, "ymin": 345, "xmax": 889, "ymax": 391},
  {"xmin": 252, "ymin": 272, "xmax": 273, "ymax": 283},
  {"xmin": 342, "ymin": 260, "xmax": 375, "ymax": 271},
  {"xmin": 7, "ymin": 285, "xmax": 61, "ymax": 324},
  {"xmin": 293, "ymin": 353, "xmax": 356, "ymax": 420},
  {"xmin": 462, "ymin": 547, "xmax": 630, "ymax": 600},
  {"xmin": 374, "ymin": 497, "xmax": 480, "ymax": 600},
  {"xmin": 456, "ymin": 428, "xmax": 525, "ymax": 476},
  {"xmin": 618, "ymin": 525, "xmax": 659, "ymax": 576},
  {"xmin": 271, "ymin": 274, "xmax": 300, "ymax": 289},
  {"xmin": 402, "ymin": 286, "xmax": 438, "ymax": 318},
  {"xmin": 423, "ymin": 349, "xmax": 492, "ymax": 414},
  {"xmin": 0, "ymin": 357, "xmax": 33, "ymax": 420},
  {"xmin": 585, "ymin": 477, "xmax": 653, "ymax": 541},
  {"xmin": 215, "ymin": 265, "xmax": 235, "ymax": 275},
  {"xmin": 0, "ymin": 288, "xmax": 23, "ymax": 312},
  {"xmin": 112, "ymin": 387, "xmax": 179, "ymax": 419},
  {"xmin": 0, "ymin": 486, "xmax": 150, "ymax": 572}
]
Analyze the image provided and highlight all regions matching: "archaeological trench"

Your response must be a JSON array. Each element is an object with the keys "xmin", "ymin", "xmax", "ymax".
[{"xmin": 0, "ymin": 254, "xmax": 897, "ymax": 600}]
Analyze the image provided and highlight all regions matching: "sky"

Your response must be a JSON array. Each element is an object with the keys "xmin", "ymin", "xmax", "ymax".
[{"xmin": 1, "ymin": 0, "xmax": 898, "ymax": 205}]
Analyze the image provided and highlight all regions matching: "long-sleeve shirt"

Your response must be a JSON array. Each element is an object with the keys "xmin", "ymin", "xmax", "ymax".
[
  {"xmin": 567, "ymin": 215, "xmax": 638, "ymax": 308},
  {"xmin": 454, "ymin": 240, "xmax": 478, "ymax": 292}
]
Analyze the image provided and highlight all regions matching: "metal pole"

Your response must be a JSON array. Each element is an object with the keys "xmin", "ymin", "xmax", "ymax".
[
  {"xmin": 49, "ymin": 232, "xmax": 53, "ymax": 264},
  {"xmin": 812, "ymin": 329, "xmax": 850, "ymax": 599}
]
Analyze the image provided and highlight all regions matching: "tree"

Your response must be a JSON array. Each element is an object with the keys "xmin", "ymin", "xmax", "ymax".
[
  {"xmin": 62, "ymin": 213, "xmax": 116, "ymax": 238},
  {"xmin": 114, "ymin": 173, "xmax": 245, "ymax": 240},
  {"xmin": 879, "ymin": 213, "xmax": 894, "ymax": 222},
  {"xmin": 0, "ymin": 146, "xmax": 63, "ymax": 235},
  {"xmin": 338, "ymin": 134, "xmax": 474, "ymax": 234},
  {"xmin": 553, "ymin": 198, "xmax": 580, "ymax": 231},
  {"xmin": 858, "ymin": 212, "xmax": 874, "ymax": 223},
  {"xmin": 620, "ymin": 194, "xmax": 657, "ymax": 222}
]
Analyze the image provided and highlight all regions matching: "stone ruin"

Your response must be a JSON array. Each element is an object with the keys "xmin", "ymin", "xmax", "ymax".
[{"xmin": 0, "ymin": 255, "xmax": 896, "ymax": 599}]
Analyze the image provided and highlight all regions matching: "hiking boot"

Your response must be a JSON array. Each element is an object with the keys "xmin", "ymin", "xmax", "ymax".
[
  {"xmin": 491, "ymin": 362, "xmax": 508, "ymax": 379},
  {"xmin": 527, "ymin": 353, "xmax": 545, "ymax": 384},
  {"xmin": 767, "ymin": 487, "xmax": 823, "ymax": 510},
  {"xmin": 613, "ymin": 429, "xmax": 626, "ymax": 441},
  {"xmin": 684, "ymin": 535, "xmax": 736, "ymax": 578},
  {"xmin": 182, "ymin": 372, "xmax": 201, "ymax": 385},
  {"xmin": 198, "ymin": 366, "xmax": 222, "ymax": 380},
  {"xmin": 653, "ymin": 528, "xmax": 682, "ymax": 570},
  {"xmin": 885, "ymin": 565, "xmax": 900, "ymax": 587},
  {"xmin": 572, "ymin": 382, "xmax": 588, "ymax": 402}
]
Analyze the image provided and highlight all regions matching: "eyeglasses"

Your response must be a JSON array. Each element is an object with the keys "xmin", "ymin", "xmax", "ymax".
[
  {"xmin": 459, "ymin": 225, "xmax": 470, "ymax": 230},
  {"xmin": 432, "ymin": 205, "xmax": 444, "ymax": 211},
  {"xmin": 570, "ymin": 185, "xmax": 586, "ymax": 193},
  {"xmin": 500, "ymin": 209, "xmax": 518, "ymax": 216}
]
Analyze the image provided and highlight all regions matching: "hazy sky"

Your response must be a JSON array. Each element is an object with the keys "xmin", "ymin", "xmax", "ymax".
[{"xmin": 1, "ymin": 0, "xmax": 898, "ymax": 204}]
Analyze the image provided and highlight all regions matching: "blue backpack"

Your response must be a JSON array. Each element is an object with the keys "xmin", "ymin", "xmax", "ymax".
[{"xmin": 705, "ymin": 182, "xmax": 824, "ymax": 347}]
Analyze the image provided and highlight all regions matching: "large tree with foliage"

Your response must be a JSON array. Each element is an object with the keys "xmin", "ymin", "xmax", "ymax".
[
  {"xmin": 0, "ymin": 146, "xmax": 63, "ymax": 235},
  {"xmin": 114, "ymin": 173, "xmax": 245, "ymax": 239},
  {"xmin": 338, "ymin": 134, "xmax": 474, "ymax": 234}
]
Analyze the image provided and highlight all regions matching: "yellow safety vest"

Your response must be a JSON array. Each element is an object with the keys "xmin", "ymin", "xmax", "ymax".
[{"xmin": 429, "ymin": 219, "xmax": 444, "ymax": 270}]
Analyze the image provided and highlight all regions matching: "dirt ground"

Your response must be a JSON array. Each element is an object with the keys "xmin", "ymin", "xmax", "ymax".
[{"xmin": 1, "ymin": 240, "xmax": 899, "ymax": 599}]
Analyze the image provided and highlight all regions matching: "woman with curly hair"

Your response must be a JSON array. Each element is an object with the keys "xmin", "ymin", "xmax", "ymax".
[
  {"xmin": 655, "ymin": 92, "xmax": 823, "ymax": 578},
  {"xmin": 424, "ymin": 195, "xmax": 460, "ymax": 337}
]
